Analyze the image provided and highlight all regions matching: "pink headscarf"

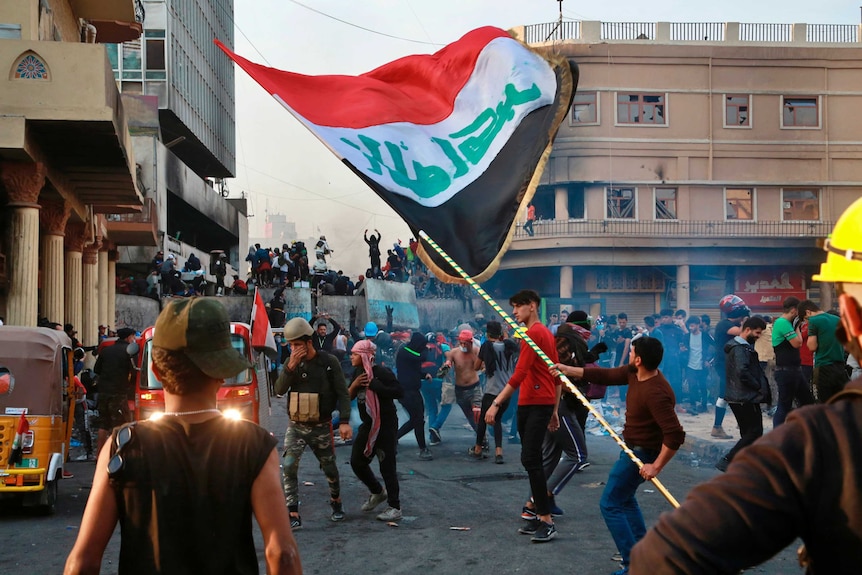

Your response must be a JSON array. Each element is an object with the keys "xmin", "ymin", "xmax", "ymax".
[
  {"xmin": 351, "ymin": 339, "xmax": 376, "ymax": 381},
  {"xmin": 351, "ymin": 339, "xmax": 379, "ymax": 457}
]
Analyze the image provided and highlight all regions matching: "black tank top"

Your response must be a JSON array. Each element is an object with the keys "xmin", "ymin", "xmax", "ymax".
[{"xmin": 110, "ymin": 417, "xmax": 276, "ymax": 574}]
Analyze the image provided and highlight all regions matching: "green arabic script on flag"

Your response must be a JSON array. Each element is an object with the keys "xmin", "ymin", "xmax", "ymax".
[{"xmin": 339, "ymin": 82, "xmax": 541, "ymax": 199}]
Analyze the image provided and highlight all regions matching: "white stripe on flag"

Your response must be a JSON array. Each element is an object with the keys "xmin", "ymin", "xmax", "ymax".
[{"xmin": 273, "ymin": 37, "xmax": 556, "ymax": 207}]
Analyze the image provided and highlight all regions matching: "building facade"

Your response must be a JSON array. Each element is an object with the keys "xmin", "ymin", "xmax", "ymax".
[
  {"xmin": 0, "ymin": 0, "xmax": 245, "ymax": 339},
  {"xmin": 108, "ymin": 0, "xmax": 247, "ymax": 282},
  {"xmin": 488, "ymin": 21, "xmax": 862, "ymax": 322},
  {"xmin": 0, "ymin": 0, "xmax": 144, "ymax": 343}
]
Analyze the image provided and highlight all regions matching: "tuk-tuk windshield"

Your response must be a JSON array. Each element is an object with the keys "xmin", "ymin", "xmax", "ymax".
[{"xmin": 143, "ymin": 334, "xmax": 252, "ymax": 389}]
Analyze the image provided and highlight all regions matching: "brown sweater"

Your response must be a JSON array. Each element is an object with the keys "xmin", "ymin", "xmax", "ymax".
[
  {"xmin": 583, "ymin": 365, "xmax": 685, "ymax": 451},
  {"xmin": 631, "ymin": 378, "xmax": 862, "ymax": 574}
]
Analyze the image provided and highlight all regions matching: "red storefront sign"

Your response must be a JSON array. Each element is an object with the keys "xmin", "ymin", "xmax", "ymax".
[{"xmin": 735, "ymin": 270, "xmax": 807, "ymax": 311}]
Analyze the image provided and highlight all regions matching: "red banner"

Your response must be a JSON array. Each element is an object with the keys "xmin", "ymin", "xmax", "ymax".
[{"xmin": 735, "ymin": 270, "xmax": 807, "ymax": 311}]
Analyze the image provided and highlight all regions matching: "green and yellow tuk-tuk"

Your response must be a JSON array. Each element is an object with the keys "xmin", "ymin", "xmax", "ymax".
[{"xmin": 0, "ymin": 327, "xmax": 75, "ymax": 513}]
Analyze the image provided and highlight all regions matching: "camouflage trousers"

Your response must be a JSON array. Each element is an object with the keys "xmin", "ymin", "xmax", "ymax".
[{"xmin": 282, "ymin": 420, "xmax": 341, "ymax": 507}]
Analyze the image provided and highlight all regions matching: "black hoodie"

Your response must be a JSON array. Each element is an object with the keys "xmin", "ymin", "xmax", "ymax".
[{"xmin": 395, "ymin": 332, "xmax": 427, "ymax": 391}]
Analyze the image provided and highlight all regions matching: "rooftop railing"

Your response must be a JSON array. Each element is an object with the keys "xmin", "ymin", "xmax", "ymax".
[
  {"xmin": 513, "ymin": 219, "xmax": 832, "ymax": 239},
  {"xmin": 520, "ymin": 21, "xmax": 862, "ymax": 45}
]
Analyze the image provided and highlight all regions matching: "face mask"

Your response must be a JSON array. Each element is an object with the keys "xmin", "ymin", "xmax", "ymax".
[{"xmin": 459, "ymin": 345, "xmax": 469, "ymax": 353}]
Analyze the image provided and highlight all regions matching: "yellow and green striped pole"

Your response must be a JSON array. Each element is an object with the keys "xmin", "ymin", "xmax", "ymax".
[{"xmin": 419, "ymin": 230, "xmax": 680, "ymax": 508}]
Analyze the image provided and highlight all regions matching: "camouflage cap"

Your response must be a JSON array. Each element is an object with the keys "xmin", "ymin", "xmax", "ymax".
[{"xmin": 153, "ymin": 297, "xmax": 251, "ymax": 379}]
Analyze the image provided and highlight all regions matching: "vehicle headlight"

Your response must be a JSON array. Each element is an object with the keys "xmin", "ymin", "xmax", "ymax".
[{"xmin": 222, "ymin": 409, "xmax": 242, "ymax": 421}]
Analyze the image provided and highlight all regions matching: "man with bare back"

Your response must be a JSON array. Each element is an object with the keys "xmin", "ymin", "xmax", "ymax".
[{"xmin": 442, "ymin": 329, "xmax": 482, "ymax": 434}]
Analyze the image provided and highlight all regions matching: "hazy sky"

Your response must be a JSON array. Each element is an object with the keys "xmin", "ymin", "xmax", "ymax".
[{"xmin": 228, "ymin": 0, "xmax": 857, "ymax": 277}]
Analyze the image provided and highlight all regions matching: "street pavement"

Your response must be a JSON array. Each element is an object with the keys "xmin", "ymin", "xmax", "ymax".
[{"xmin": 0, "ymin": 396, "xmax": 802, "ymax": 575}]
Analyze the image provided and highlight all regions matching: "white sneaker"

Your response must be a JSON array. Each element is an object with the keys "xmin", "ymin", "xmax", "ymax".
[
  {"xmin": 376, "ymin": 506, "xmax": 402, "ymax": 521},
  {"xmin": 361, "ymin": 489, "xmax": 388, "ymax": 512}
]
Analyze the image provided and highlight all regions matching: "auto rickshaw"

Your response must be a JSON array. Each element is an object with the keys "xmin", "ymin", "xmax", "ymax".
[{"xmin": 0, "ymin": 327, "xmax": 76, "ymax": 513}]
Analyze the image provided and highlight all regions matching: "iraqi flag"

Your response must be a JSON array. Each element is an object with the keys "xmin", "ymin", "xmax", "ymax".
[
  {"xmin": 216, "ymin": 27, "xmax": 577, "ymax": 283},
  {"xmin": 251, "ymin": 288, "xmax": 277, "ymax": 359}
]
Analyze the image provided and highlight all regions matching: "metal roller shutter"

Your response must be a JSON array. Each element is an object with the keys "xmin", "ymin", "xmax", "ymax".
[{"xmin": 600, "ymin": 294, "xmax": 657, "ymax": 326}]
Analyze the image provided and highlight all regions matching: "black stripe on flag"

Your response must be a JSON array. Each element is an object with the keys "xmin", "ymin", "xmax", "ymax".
[{"xmin": 344, "ymin": 59, "xmax": 579, "ymax": 283}]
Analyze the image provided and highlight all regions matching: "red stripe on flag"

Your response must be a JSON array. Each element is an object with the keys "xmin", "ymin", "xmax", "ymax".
[
  {"xmin": 215, "ymin": 27, "xmax": 509, "ymax": 128},
  {"xmin": 251, "ymin": 289, "xmax": 277, "ymax": 353}
]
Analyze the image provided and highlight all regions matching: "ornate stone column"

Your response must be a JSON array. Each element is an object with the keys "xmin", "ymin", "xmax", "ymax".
[
  {"xmin": 39, "ymin": 198, "xmax": 71, "ymax": 325},
  {"xmin": 0, "ymin": 161, "xmax": 45, "ymax": 326},
  {"xmin": 107, "ymin": 248, "xmax": 118, "ymax": 331},
  {"xmin": 82, "ymin": 237, "xmax": 102, "ymax": 349},
  {"xmin": 97, "ymin": 247, "xmax": 109, "ymax": 330},
  {"xmin": 64, "ymin": 222, "xmax": 87, "ymax": 334}
]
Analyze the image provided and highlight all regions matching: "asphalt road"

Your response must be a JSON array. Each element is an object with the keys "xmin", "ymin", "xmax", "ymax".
[{"xmin": 0, "ymin": 400, "xmax": 803, "ymax": 575}]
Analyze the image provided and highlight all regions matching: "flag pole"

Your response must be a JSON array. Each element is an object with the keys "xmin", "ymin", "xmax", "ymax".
[{"xmin": 419, "ymin": 230, "xmax": 680, "ymax": 509}]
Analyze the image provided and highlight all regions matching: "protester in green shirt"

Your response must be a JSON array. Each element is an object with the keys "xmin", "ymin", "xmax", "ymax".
[
  {"xmin": 770, "ymin": 297, "xmax": 814, "ymax": 426},
  {"xmin": 798, "ymin": 299, "xmax": 849, "ymax": 402}
]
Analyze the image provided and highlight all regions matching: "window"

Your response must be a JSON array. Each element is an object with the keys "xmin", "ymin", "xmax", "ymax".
[
  {"xmin": 782, "ymin": 96, "xmax": 819, "ymax": 128},
  {"xmin": 122, "ymin": 40, "xmax": 142, "ymax": 79},
  {"xmin": 571, "ymin": 91, "xmax": 598, "ymax": 125},
  {"xmin": 607, "ymin": 187, "xmax": 636, "ymax": 219},
  {"xmin": 725, "ymin": 188, "xmax": 754, "ymax": 221},
  {"xmin": 655, "ymin": 187, "xmax": 677, "ymax": 219},
  {"xmin": 617, "ymin": 93, "xmax": 665, "ymax": 125},
  {"xmin": 145, "ymin": 29, "xmax": 166, "ymax": 80},
  {"xmin": 568, "ymin": 185, "xmax": 585, "ymax": 219},
  {"xmin": 782, "ymin": 189, "xmax": 820, "ymax": 221},
  {"xmin": 725, "ymin": 94, "xmax": 750, "ymax": 127}
]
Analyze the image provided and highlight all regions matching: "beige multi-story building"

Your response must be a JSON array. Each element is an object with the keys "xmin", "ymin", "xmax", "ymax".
[
  {"xmin": 0, "ymin": 0, "xmax": 144, "ymax": 343},
  {"xmin": 489, "ymin": 20, "xmax": 862, "ymax": 322}
]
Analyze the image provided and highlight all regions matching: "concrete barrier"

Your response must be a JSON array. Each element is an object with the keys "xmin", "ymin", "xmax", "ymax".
[
  {"xmin": 115, "ymin": 294, "xmax": 160, "ymax": 330},
  {"xmin": 117, "ymin": 284, "xmax": 501, "ymax": 335}
]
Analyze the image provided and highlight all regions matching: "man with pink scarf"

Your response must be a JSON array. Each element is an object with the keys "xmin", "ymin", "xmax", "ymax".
[{"xmin": 348, "ymin": 339, "xmax": 404, "ymax": 521}]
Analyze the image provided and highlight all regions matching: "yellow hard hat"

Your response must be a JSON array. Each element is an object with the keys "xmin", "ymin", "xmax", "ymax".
[{"xmin": 813, "ymin": 197, "xmax": 862, "ymax": 283}]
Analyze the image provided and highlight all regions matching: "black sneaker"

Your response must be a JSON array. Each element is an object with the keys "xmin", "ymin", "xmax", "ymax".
[
  {"xmin": 520, "ymin": 506, "xmax": 537, "ymax": 520},
  {"xmin": 429, "ymin": 428, "xmax": 441, "ymax": 446},
  {"xmin": 531, "ymin": 521, "xmax": 557, "ymax": 543},
  {"xmin": 573, "ymin": 460, "xmax": 591, "ymax": 473},
  {"xmin": 290, "ymin": 514, "xmax": 302, "ymax": 530},
  {"xmin": 518, "ymin": 519, "xmax": 540, "ymax": 535},
  {"xmin": 715, "ymin": 456, "xmax": 730, "ymax": 473},
  {"xmin": 330, "ymin": 501, "xmax": 345, "ymax": 522}
]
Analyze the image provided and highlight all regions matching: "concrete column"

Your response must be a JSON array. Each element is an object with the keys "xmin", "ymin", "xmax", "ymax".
[
  {"xmin": 581, "ymin": 21, "xmax": 601, "ymax": 42},
  {"xmin": 82, "ymin": 239, "xmax": 101, "ymax": 349},
  {"xmin": 107, "ymin": 249, "xmax": 118, "ymax": 331},
  {"xmin": 656, "ymin": 22, "xmax": 671, "ymax": 42},
  {"xmin": 39, "ymin": 198, "xmax": 71, "ymax": 325},
  {"xmin": 726, "ymin": 22, "xmax": 740, "ymax": 43},
  {"xmin": 0, "ymin": 161, "xmax": 46, "ymax": 327},
  {"xmin": 792, "ymin": 23, "xmax": 807, "ymax": 44},
  {"xmin": 97, "ymin": 248, "xmax": 109, "ymax": 330},
  {"xmin": 555, "ymin": 186, "xmax": 569, "ymax": 220},
  {"xmin": 64, "ymin": 222, "xmax": 87, "ymax": 334},
  {"xmin": 560, "ymin": 265, "xmax": 573, "ymax": 299},
  {"xmin": 820, "ymin": 282, "xmax": 834, "ymax": 311},
  {"xmin": 676, "ymin": 264, "xmax": 691, "ymax": 313}
]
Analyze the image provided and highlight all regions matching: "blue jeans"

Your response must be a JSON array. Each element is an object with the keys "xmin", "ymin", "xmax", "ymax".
[{"xmin": 600, "ymin": 447, "xmax": 658, "ymax": 566}]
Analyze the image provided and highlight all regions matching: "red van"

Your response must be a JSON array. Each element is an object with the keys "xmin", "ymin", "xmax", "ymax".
[{"xmin": 135, "ymin": 322, "xmax": 271, "ymax": 424}]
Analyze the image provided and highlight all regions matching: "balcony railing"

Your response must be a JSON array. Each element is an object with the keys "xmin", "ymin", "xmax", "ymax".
[
  {"xmin": 106, "ymin": 197, "xmax": 156, "ymax": 225},
  {"xmin": 513, "ymin": 219, "xmax": 833, "ymax": 239},
  {"xmin": 521, "ymin": 20, "xmax": 862, "ymax": 45}
]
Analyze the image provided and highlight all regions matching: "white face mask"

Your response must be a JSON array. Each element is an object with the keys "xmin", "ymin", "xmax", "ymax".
[{"xmin": 459, "ymin": 345, "xmax": 469, "ymax": 353}]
